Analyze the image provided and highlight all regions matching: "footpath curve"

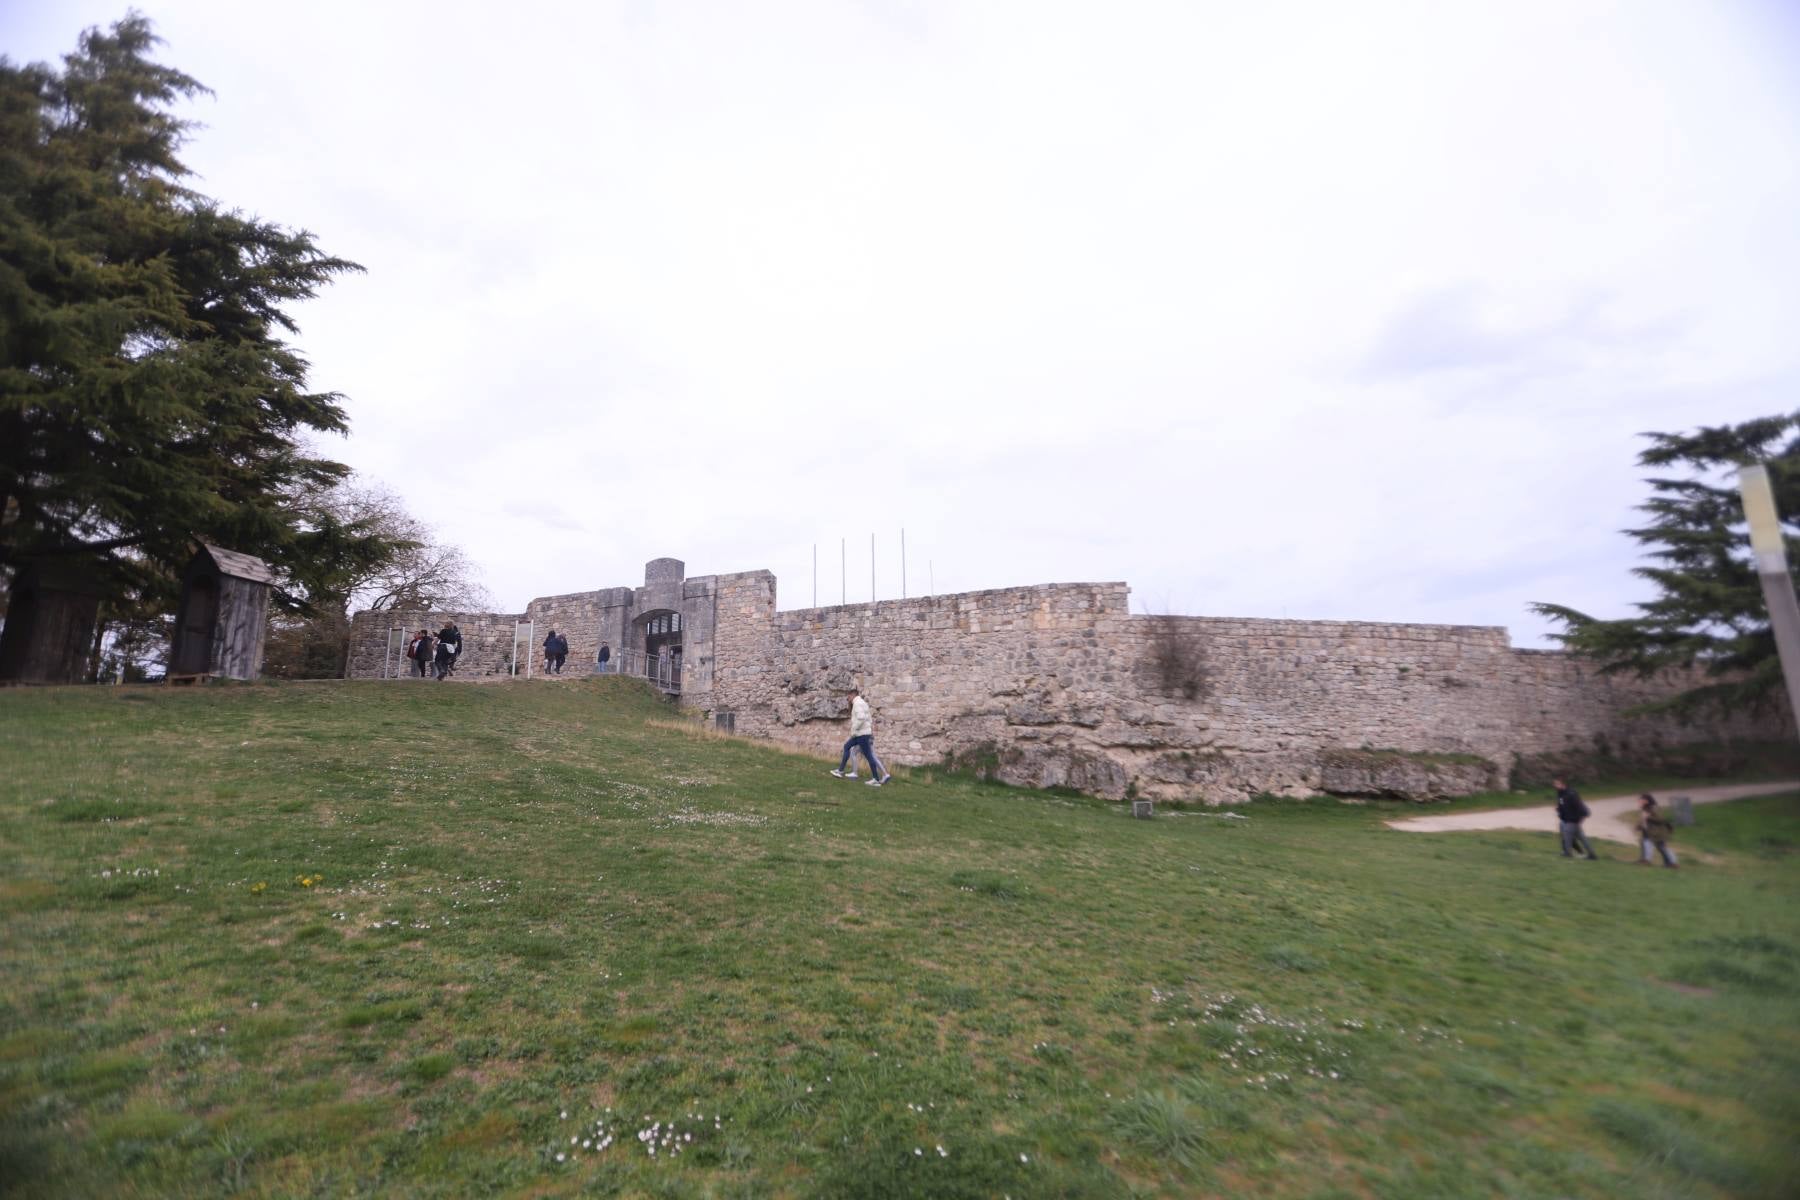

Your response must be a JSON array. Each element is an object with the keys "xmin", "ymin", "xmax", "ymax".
[{"xmin": 1386, "ymin": 781, "xmax": 1800, "ymax": 845}]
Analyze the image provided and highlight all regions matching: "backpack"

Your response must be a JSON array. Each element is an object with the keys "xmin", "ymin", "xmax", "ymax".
[{"xmin": 405, "ymin": 637, "xmax": 420, "ymax": 660}]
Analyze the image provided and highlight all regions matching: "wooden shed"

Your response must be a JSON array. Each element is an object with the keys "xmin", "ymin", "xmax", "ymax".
[
  {"xmin": 0, "ymin": 560, "xmax": 104, "ymax": 684},
  {"xmin": 169, "ymin": 544, "xmax": 277, "ymax": 681}
]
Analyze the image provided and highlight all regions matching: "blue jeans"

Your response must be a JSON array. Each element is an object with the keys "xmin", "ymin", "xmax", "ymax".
[
  {"xmin": 595, "ymin": 660, "xmax": 610, "ymax": 674},
  {"xmin": 839, "ymin": 735, "xmax": 884, "ymax": 777},
  {"xmin": 1560, "ymin": 821, "xmax": 1595, "ymax": 857}
]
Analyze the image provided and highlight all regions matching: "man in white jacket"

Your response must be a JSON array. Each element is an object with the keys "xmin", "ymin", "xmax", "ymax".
[{"xmin": 830, "ymin": 688, "xmax": 891, "ymax": 786}]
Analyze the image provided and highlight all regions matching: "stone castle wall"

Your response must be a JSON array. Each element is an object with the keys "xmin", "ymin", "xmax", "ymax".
[
  {"xmin": 345, "ymin": 610, "xmax": 523, "ymax": 679},
  {"xmin": 703, "ymin": 584, "xmax": 1780, "ymax": 802},
  {"xmin": 345, "ymin": 561, "xmax": 1786, "ymax": 802}
]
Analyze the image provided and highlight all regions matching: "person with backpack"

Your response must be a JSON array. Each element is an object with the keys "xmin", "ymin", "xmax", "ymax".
[
  {"xmin": 543, "ymin": 630, "xmax": 568, "ymax": 674},
  {"xmin": 1553, "ymin": 777, "xmax": 1598, "ymax": 860},
  {"xmin": 435, "ymin": 622, "xmax": 461, "ymax": 680},
  {"xmin": 1635, "ymin": 794, "xmax": 1679, "ymax": 868}
]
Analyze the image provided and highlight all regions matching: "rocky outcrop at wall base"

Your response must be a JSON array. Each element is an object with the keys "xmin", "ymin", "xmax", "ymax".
[
  {"xmin": 1317, "ymin": 748, "xmax": 1501, "ymax": 800},
  {"xmin": 947, "ymin": 742, "xmax": 1499, "ymax": 802},
  {"xmin": 945, "ymin": 741, "xmax": 1131, "ymax": 797},
  {"xmin": 1509, "ymin": 741, "xmax": 1800, "ymax": 791}
]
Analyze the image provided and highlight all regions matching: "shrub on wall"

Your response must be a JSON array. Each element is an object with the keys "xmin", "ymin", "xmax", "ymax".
[{"xmin": 1144, "ymin": 615, "xmax": 1208, "ymax": 700}]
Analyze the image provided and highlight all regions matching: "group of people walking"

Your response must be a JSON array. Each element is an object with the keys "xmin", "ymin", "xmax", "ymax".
[
  {"xmin": 1553, "ymin": 778, "xmax": 1679, "ymax": 867},
  {"xmin": 542, "ymin": 630, "xmax": 570, "ymax": 674},
  {"xmin": 539, "ymin": 632, "xmax": 612, "ymax": 675},
  {"xmin": 403, "ymin": 623, "xmax": 462, "ymax": 680}
]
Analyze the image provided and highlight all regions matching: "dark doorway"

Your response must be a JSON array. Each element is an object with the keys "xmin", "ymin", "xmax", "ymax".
[
  {"xmin": 640, "ymin": 610, "xmax": 683, "ymax": 688},
  {"xmin": 171, "ymin": 575, "xmax": 219, "ymax": 675}
]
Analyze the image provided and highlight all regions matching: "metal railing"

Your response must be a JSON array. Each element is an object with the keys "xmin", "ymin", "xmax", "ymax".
[{"xmin": 612, "ymin": 648, "xmax": 682, "ymax": 693}]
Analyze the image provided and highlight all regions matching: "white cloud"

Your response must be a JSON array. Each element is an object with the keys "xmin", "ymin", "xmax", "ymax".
[{"xmin": 6, "ymin": 0, "xmax": 1797, "ymax": 641}]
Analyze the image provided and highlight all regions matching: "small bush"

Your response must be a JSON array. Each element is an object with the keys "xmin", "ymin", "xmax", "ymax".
[
  {"xmin": 1445, "ymin": 1061, "xmax": 1523, "ymax": 1102},
  {"xmin": 405, "ymin": 1053, "xmax": 455, "ymax": 1083},
  {"xmin": 336, "ymin": 999, "xmax": 423, "ymax": 1029},
  {"xmin": 1588, "ymin": 1098, "xmax": 1752, "ymax": 1190},
  {"xmin": 1174, "ymin": 1075, "xmax": 1252, "ymax": 1131},
  {"xmin": 1263, "ymin": 944, "xmax": 1324, "ymax": 973},
  {"xmin": 1143, "ymin": 614, "xmax": 1208, "ymax": 700},
  {"xmin": 1687, "ymin": 933, "xmax": 1796, "ymax": 960},
  {"xmin": 1668, "ymin": 957, "xmax": 1791, "ymax": 994},
  {"xmin": 948, "ymin": 870, "xmax": 1027, "ymax": 900},
  {"xmin": 942, "ymin": 741, "xmax": 1008, "ymax": 781},
  {"xmin": 1108, "ymin": 1088, "xmax": 1210, "ymax": 1167}
]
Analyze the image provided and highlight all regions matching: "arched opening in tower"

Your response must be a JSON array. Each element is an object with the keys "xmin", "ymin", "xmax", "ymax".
[{"xmin": 636, "ymin": 609, "xmax": 683, "ymax": 682}]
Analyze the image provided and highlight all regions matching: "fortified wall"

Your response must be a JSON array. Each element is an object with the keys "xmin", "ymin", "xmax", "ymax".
[{"xmin": 346, "ymin": 558, "xmax": 1783, "ymax": 802}]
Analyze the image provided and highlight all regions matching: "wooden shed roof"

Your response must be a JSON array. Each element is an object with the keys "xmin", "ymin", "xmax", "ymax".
[{"xmin": 197, "ymin": 543, "xmax": 279, "ymax": 585}]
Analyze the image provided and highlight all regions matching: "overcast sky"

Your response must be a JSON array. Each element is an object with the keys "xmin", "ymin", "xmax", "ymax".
[{"xmin": 8, "ymin": 1, "xmax": 1799, "ymax": 643}]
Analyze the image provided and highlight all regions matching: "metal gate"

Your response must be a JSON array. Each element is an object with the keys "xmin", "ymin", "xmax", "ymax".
[{"xmin": 615, "ymin": 647, "xmax": 681, "ymax": 693}]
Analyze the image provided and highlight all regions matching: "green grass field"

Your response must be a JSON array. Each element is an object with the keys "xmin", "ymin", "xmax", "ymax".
[{"xmin": 2, "ymin": 679, "xmax": 1797, "ymax": 1198}]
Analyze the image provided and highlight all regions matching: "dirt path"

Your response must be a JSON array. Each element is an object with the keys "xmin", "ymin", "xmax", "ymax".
[{"xmin": 1386, "ymin": 781, "xmax": 1800, "ymax": 845}]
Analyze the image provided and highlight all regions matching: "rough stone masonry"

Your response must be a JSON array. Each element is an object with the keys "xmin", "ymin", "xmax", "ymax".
[{"xmin": 345, "ymin": 557, "xmax": 1783, "ymax": 803}]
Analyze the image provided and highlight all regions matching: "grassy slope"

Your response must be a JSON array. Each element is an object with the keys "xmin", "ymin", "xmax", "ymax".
[{"xmin": 0, "ymin": 679, "xmax": 1795, "ymax": 1199}]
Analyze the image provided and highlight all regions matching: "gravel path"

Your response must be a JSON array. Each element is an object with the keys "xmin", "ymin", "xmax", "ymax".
[{"xmin": 1386, "ymin": 781, "xmax": 1800, "ymax": 845}]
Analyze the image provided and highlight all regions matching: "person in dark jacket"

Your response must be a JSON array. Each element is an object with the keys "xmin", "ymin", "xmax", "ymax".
[
  {"xmin": 1553, "ymin": 778, "xmax": 1598, "ymax": 859},
  {"xmin": 435, "ymin": 622, "xmax": 461, "ymax": 680},
  {"xmin": 596, "ymin": 641, "xmax": 611, "ymax": 674},
  {"xmin": 1635, "ymin": 794, "xmax": 1678, "ymax": 868},
  {"xmin": 543, "ymin": 630, "xmax": 568, "ymax": 674},
  {"xmin": 412, "ymin": 629, "xmax": 434, "ymax": 678}
]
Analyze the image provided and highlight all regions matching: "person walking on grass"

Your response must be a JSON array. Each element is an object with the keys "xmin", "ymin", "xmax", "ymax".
[
  {"xmin": 435, "ymin": 621, "xmax": 461, "ymax": 680},
  {"xmin": 830, "ymin": 687, "xmax": 891, "ymax": 786},
  {"xmin": 413, "ymin": 629, "xmax": 434, "ymax": 678},
  {"xmin": 1635, "ymin": 794, "xmax": 1679, "ymax": 868},
  {"xmin": 1554, "ymin": 777, "xmax": 1598, "ymax": 860}
]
